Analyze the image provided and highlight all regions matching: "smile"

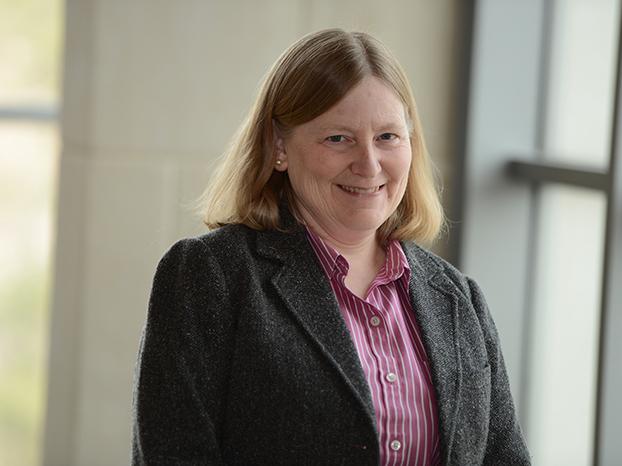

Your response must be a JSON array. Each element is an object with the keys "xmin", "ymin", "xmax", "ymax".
[{"xmin": 337, "ymin": 184, "xmax": 384, "ymax": 194}]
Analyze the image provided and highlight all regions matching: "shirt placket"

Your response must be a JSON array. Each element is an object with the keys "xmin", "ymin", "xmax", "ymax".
[{"xmin": 364, "ymin": 289, "xmax": 406, "ymax": 466}]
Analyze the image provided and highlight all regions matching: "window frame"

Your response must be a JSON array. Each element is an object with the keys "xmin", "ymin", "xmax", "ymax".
[{"xmin": 459, "ymin": 1, "xmax": 622, "ymax": 464}]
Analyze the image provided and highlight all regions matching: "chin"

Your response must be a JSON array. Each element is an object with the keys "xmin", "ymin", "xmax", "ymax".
[{"xmin": 341, "ymin": 214, "xmax": 386, "ymax": 233}]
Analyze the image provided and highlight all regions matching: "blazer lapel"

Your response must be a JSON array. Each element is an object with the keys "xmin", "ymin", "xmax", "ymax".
[
  {"xmin": 401, "ymin": 242, "xmax": 462, "ymax": 462},
  {"xmin": 256, "ymin": 225, "xmax": 377, "ymax": 428}
]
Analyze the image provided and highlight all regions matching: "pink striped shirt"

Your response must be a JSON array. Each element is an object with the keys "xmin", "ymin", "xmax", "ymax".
[{"xmin": 306, "ymin": 228, "xmax": 441, "ymax": 466}]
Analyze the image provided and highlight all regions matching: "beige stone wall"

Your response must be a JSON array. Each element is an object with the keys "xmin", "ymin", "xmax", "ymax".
[{"xmin": 44, "ymin": 1, "xmax": 466, "ymax": 464}]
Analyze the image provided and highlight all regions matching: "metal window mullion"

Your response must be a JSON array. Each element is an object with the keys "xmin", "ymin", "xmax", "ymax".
[
  {"xmin": 595, "ymin": 3, "xmax": 622, "ymax": 464},
  {"xmin": 0, "ymin": 105, "xmax": 59, "ymax": 121},
  {"xmin": 506, "ymin": 159, "xmax": 609, "ymax": 191},
  {"xmin": 517, "ymin": 0, "xmax": 555, "ymax": 435}
]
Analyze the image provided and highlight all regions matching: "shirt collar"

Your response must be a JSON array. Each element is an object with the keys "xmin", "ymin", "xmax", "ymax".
[
  {"xmin": 375, "ymin": 239, "xmax": 411, "ymax": 285},
  {"xmin": 305, "ymin": 226, "xmax": 348, "ymax": 278},
  {"xmin": 304, "ymin": 226, "xmax": 411, "ymax": 285}
]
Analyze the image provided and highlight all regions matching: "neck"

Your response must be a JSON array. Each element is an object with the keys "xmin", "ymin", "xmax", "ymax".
[
  {"xmin": 306, "ymin": 220, "xmax": 388, "ymax": 300},
  {"xmin": 302, "ymin": 216, "xmax": 384, "ymax": 268},
  {"xmin": 305, "ymin": 221, "xmax": 382, "ymax": 258}
]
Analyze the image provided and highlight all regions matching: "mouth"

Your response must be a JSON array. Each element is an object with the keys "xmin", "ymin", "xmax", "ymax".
[{"xmin": 337, "ymin": 184, "xmax": 385, "ymax": 194}]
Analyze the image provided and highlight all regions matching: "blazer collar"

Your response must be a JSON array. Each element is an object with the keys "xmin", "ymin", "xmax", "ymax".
[
  {"xmin": 400, "ymin": 241, "xmax": 463, "ymax": 462},
  {"xmin": 255, "ymin": 212, "xmax": 378, "ymax": 433}
]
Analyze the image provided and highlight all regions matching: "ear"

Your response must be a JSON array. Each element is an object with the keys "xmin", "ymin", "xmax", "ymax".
[{"xmin": 272, "ymin": 122, "xmax": 289, "ymax": 172}]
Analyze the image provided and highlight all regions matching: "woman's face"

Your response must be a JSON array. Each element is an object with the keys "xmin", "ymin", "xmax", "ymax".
[{"xmin": 274, "ymin": 76, "xmax": 412, "ymax": 244}]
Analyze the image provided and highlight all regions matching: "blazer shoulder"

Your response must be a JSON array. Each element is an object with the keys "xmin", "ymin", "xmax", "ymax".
[
  {"xmin": 157, "ymin": 224, "xmax": 273, "ymax": 290},
  {"xmin": 195, "ymin": 223, "xmax": 255, "ymax": 246},
  {"xmin": 160, "ymin": 224, "xmax": 256, "ymax": 266},
  {"xmin": 402, "ymin": 242, "xmax": 472, "ymax": 295},
  {"xmin": 148, "ymin": 229, "xmax": 241, "ymax": 327}
]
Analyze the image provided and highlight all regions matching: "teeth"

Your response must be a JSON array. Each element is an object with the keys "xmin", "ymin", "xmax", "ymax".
[{"xmin": 339, "ymin": 185, "xmax": 381, "ymax": 194}]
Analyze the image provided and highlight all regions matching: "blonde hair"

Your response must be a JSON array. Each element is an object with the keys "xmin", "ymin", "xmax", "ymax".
[{"xmin": 200, "ymin": 28, "xmax": 444, "ymax": 244}]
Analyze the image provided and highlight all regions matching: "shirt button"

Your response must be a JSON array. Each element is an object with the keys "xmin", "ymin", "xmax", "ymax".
[
  {"xmin": 386, "ymin": 372, "xmax": 397, "ymax": 383},
  {"xmin": 391, "ymin": 440, "xmax": 401, "ymax": 451},
  {"xmin": 370, "ymin": 316, "xmax": 381, "ymax": 327}
]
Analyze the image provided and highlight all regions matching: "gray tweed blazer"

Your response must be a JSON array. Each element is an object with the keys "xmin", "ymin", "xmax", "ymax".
[{"xmin": 132, "ymin": 213, "xmax": 530, "ymax": 465}]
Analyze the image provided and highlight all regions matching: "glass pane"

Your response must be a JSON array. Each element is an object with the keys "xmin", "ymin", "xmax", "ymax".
[
  {"xmin": 0, "ymin": 121, "xmax": 59, "ymax": 466},
  {"xmin": 0, "ymin": 0, "xmax": 64, "ymax": 106},
  {"xmin": 525, "ymin": 185, "xmax": 606, "ymax": 466},
  {"xmin": 543, "ymin": 0, "xmax": 620, "ymax": 168}
]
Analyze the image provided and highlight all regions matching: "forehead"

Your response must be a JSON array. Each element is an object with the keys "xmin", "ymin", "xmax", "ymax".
[{"xmin": 304, "ymin": 76, "xmax": 408, "ymax": 131}]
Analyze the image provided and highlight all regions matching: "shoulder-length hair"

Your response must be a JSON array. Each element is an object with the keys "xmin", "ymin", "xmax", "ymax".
[{"xmin": 200, "ymin": 28, "xmax": 444, "ymax": 244}]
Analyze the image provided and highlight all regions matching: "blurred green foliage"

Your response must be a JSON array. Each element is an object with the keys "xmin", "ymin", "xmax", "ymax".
[
  {"xmin": 0, "ymin": 266, "xmax": 49, "ymax": 466},
  {"xmin": 0, "ymin": 0, "xmax": 63, "ymax": 102},
  {"xmin": 0, "ymin": 0, "xmax": 63, "ymax": 465}
]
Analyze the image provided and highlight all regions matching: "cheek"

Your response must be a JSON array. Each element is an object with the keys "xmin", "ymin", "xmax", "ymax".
[
  {"xmin": 388, "ymin": 149, "xmax": 412, "ymax": 184},
  {"xmin": 289, "ymin": 152, "xmax": 339, "ymax": 186},
  {"xmin": 287, "ymin": 158, "xmax": 334, "ymax": 203}
]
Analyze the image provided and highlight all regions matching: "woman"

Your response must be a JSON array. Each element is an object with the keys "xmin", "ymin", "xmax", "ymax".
[{"xmin": 132, "ymin": 29, "xmax": 530, "ymax": 465}]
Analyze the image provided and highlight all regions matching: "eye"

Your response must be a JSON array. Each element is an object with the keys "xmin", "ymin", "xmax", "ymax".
[
  {"xmin": 378, "ymin": 132, "xmax": 398, "ymax": 141},
  {"xmin": 325, "ymin": 135, "xmax": 348, "ymax": 143}
]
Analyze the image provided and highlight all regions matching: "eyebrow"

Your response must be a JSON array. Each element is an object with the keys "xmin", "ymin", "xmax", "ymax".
[
  {"xmin": 316, "ymin": 122, "xmax": 405, "ymax": 133},
  {"xmin": 317, "ymin": 124, "xmax": 357, "ymax": 133}
]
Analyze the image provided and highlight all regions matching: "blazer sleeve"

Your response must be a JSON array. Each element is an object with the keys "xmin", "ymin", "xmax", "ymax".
[
  {"xmin": 132, "ymin": 238, "xmax": 230, "ymax": 466},
  {"xmin": 466, "ymin": 276, "xmax": 531, "ymax": 465}
]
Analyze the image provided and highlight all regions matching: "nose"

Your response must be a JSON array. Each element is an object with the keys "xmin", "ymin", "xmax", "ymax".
[{"xmin": 351, "ymin": 142, "xmax": 382, "ymax": 177}]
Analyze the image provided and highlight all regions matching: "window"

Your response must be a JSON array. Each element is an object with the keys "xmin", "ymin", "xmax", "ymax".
[
  {"xmin": 0, "ymin": 1, "xmax": 63, "ymax": 464},
  {"xmin": 460, "ymin": 1, "xmax": 622, "ymax": 464}
]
